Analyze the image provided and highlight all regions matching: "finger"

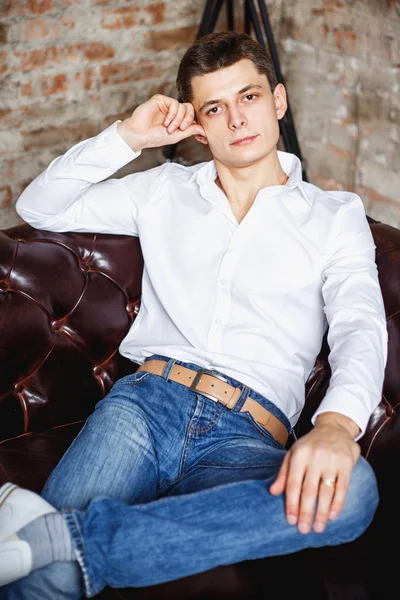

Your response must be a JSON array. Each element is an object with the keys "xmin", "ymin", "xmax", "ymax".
[
  {"xmin": 163, "ymin": 99, "xmax": 180, "ymax": 128},
  {"xmin": 312, "ymin": 475, "xmax": 337, "ymax": 533},
  {"xmin": 328, "ymin": 471, "xmax": 349, "ymax": 521},
  {"xmin": 174, "ymin": 123, "xmax": 206, "ymax": 142},
  {"xmin": 285, "ymin": 464, "xmax": 310, "ymax": 530},
  {"xmin": 178, "ymin": 103, "xmax": 196, "ymax": 131},
  {"xmin": 272, "ymin": 451, "xmax": 307, "ymax": 527},
  {"xmin": 269, "ymin": 452, "xmax": 290, "ymax": 496},
  {"xmin": 296, "ymin": 469, "xmax": 320, "ymax": 534},
  {"xmin": 166, "ymin": 103, "xmax": 187, "ymax": 133}
]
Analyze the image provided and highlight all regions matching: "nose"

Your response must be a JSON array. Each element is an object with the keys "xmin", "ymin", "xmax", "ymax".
[{"xmin": 228, "ymin": 107, "xmax": 247, "ymax": 130}]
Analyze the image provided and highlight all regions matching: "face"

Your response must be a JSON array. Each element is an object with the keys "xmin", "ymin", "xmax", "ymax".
[{"xmin": 191, "ymin": 58, "xmax": 287, "ymax": 168}]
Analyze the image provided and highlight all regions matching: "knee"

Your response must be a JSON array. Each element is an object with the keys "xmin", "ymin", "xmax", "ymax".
[
  {"xmin": 41, "ymin": 473, "xmax": 85, "ymax": 512},
  {"xmin": 339, "ymin": 456, "xmax": 379, "ymax": 533}
]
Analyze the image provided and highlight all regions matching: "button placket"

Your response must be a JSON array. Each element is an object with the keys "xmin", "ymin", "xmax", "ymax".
[{"xmin": 206, "ymin": 244, "xmax": 238, "ymax": 353}]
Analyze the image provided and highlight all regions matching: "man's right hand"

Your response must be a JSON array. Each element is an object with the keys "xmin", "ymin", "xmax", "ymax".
[{"xmin": 117, "ymin": 94, "xmax": 206, "ymax": 152}]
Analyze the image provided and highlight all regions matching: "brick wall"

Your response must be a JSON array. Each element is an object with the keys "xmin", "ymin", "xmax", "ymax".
[{"xmin": 0, "ymin": 0, "xmax": 399, "ymax": 229}]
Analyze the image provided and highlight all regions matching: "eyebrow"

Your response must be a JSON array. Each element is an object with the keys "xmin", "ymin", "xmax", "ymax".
[{"xmin": 198, "ymin": 84, "xmax": 263, "ymax": 113}]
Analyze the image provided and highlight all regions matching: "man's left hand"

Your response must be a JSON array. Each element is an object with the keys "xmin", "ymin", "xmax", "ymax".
[{"xmin": 269, "ymin": 412, "xmax": 361, "ymax": 534}]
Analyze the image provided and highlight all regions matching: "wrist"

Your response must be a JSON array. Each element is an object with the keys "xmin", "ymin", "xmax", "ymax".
[
  {"xmin": 315, "ymin": 412, "xmax": 360, "ymax": 439},
  {"xmin": 117, "ymin": 121, "xmax": 144, "ymax": 153}
]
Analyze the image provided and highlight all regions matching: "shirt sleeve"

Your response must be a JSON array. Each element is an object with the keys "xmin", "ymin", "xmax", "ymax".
[
  {"xmin": 312, "ymin": 193, "xmax": 388, "ymax": 440},
  {"xmin": 15, "ymin": 120, "xmax": 157, "ymax": 237}
]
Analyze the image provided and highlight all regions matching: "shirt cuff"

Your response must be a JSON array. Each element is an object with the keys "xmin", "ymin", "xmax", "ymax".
[
  {"xmin": 91, "ymin": 120, "xmax": 141, "ymax": 167},
  {"xmin": 311, "ymin": 388, "xmax": 373, "ymax": 441}
]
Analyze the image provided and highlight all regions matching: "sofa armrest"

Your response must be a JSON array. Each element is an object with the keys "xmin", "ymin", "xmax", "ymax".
[{"xmin": 0, "ymin": 224, "xmax": 144, "ymax": 441}]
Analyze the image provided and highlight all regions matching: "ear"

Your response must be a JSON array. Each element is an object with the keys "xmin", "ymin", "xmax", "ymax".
[
  {"xmin": 193, "ymin": 111, "xmax": 208, "ymax": 144},
  {"xmin": 273, "ymin": 83, "xmax": 288, "ymax": 121},
  {"xmin": 194, "ymin": 133, "xmax": 209, "ymax": 145}
]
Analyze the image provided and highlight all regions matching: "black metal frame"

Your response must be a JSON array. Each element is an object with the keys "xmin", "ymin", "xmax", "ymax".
[{"xmin": 164, "ymin": 0, "xmax": 307, "ymax": 182}]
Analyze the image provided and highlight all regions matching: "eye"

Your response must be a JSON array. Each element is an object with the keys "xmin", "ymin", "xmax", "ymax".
[
  {"xmin": 244, "ymin": 93, "xmax": 257, "ymax": 101},
  {"xmin": 206, "ymin": 106, "xmax": 221, "ymax": 115}
]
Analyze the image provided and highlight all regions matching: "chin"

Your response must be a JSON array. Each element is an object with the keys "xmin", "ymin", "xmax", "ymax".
[
  {"xmin": 229, "ymin": 148, "xmax": 268, "ymax": 165},
  {"xmin": 211, "ymin": 144, "xmax": 270, "ymax": 166}
]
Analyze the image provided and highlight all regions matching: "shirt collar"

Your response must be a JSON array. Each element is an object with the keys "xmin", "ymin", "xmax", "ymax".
[{"xmin": 187, "ymin": 150, "xmax": 312, "ymax": 206}]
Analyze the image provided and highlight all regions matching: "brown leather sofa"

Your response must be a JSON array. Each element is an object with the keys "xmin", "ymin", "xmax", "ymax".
[{"xmin": 1, "ymin": 216, "xmax": 399, "ymax": 600}]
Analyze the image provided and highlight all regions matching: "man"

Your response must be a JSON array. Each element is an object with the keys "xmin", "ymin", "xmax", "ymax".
[{"xmin": 0, "ymin": 31, "xmax": 388, "ymax": 599}]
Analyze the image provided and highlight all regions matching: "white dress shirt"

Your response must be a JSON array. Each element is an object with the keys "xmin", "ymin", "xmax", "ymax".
[{"xmin": 16, "ymin": 120, "xmax": 388, "ymax": 439}]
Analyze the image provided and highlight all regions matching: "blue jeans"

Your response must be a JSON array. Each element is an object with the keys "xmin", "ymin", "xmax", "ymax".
[{"xmin": 3, "ymin": 354, "xmax": 379, "ymax": 599}]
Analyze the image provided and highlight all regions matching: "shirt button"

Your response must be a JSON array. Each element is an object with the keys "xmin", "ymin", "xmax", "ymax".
[
  {"xmin": 215, "ymin": 319, "xmax": 222, "ymax": 325},
  {"xmin": 220, "ymin": 279, "xmax": 227, "ymax": 285}
]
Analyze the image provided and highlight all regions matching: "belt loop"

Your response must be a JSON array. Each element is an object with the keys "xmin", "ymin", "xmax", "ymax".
[
  {"xmin": 161, "ymin": 357, "xmax": 176, "ymax": 380},
  {"xmin": 232, "ymin": 385, "xmax": 251, "ymax": 413}
]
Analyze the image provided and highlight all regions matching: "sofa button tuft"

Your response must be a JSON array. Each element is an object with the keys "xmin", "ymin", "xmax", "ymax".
[
  {"xmin": 51, "ymin": 320, "xmax": 61, "ymax": 331},
  {"xmin": 14, "ymin": 383, "xmax": 23, "ymax": 393},
  {"xmin": 93, "ymin": 366, "xmax": 102, "ymax": 376},
  {"xmin": 0, "ymin": 281, "xmax": 9, "ymax": 292}
]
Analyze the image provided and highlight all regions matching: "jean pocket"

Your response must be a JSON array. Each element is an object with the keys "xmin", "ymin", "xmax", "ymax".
[{"xmin": 244, "ymin": 411, "xmax": 286, "ymax": 450}]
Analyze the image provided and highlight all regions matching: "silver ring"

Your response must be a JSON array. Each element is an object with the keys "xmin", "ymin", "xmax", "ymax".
[{"xmin": 322, "ymin": 477, "xmax": 336, "ymax": 487}]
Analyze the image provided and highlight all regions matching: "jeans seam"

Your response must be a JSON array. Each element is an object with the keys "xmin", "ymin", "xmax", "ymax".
[
  {"xmin": 64, "ymin": 509, "xmax": 99, "ymax": 598},
  {"xmin": 178, "ymin": 399, "xmax": 223, "ymax": 476},
  {"xmin": 243, "ymin": 412, "xmax": 286, "ymax": 450},
  {"xmin": 189, "ymin": 399, "xmax": 223, "ymax": 434},
  {"xmin": 196, "ymin": 462, "xmax": 275, "ymax": 468},
  {"xmin": 113, "ymin": 372, "xmax": 151, "ymax": 387},
  {"xmin": 126, "ymin": 374, "xmax": 152, "ymax": 386},
  {"xmin": 179, "ymin": 423, "xmax": 193, "ymax": 476},
  {"xmin": 155, "ymin": 471, "xmax": 186, "ymax": 497}
]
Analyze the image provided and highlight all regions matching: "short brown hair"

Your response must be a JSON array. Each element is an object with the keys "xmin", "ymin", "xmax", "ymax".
[{"xmin": 176, "ymin": 31, "xmax": 278, "ymax": 103}]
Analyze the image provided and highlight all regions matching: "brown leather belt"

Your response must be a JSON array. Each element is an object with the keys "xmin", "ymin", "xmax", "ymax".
[{"xmin": 137, "ymin": 360, "xmax": 288, "ymax": 446}]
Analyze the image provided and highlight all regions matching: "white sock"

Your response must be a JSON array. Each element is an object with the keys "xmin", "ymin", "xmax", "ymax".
[{"xmin": 17, "ymin": 512, "xmax": 76, "ymax": 571}]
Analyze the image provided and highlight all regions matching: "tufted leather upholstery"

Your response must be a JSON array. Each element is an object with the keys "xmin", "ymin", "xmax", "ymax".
[{"xmin": 1, "ymin": 218, "xmax": 399, "ymax": 599}]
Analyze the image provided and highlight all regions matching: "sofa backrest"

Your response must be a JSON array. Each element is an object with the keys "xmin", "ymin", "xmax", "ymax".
[
  {"xmin": 1, "ymin": 218, "xmax": 399, "ymax": 463},
  {"xmin": 0, "ymin": 224, "xmax": 143, "ymax": 441}
]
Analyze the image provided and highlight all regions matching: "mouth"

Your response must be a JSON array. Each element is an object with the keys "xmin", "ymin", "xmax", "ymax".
[{"xmin": 230, "ymin": 135, "xmax": 259, "ymax": 146}]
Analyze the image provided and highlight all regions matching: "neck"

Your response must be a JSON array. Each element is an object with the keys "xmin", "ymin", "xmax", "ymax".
[{"xmin": 214, "ymin": 151, "xmax": 288, "ymax": 207}]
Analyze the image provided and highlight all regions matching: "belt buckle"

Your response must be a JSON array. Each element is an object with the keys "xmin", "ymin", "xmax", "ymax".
[{"xmin": 189, "ymin": 368, "xmax": 228, "ymax": 402}]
